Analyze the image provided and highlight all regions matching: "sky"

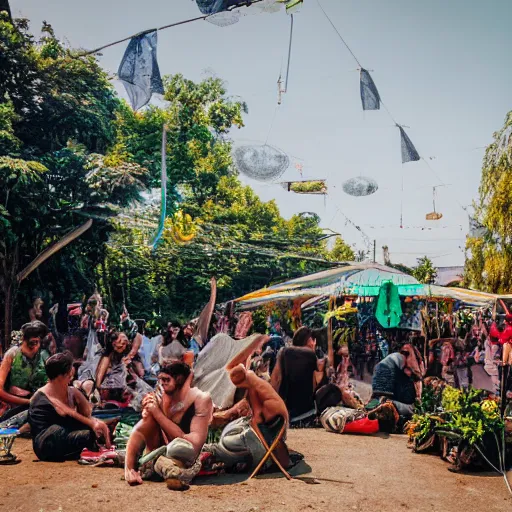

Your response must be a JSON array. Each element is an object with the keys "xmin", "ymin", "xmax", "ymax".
[{"xmin": 13, "ymin": 0, "xmax": 512, "ymax": 267}]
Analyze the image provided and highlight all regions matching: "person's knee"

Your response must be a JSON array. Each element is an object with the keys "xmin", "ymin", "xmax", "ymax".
[{"xmin": 34, "ymin": 425, "xmax": 68, "ymax": 460}]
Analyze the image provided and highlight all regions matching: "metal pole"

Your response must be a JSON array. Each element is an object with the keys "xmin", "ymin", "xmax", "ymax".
[{"xmin": 373, "ymin": 240, "xmax": 376, "ymax": 263}]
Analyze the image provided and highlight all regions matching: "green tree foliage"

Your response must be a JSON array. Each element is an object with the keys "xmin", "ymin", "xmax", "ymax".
[
  {"xmin": 412, "ymin": 256, "xmax": 437, "ymax": 284},
  {"xmin": 326, "ymin": 236, "xmax": 355, "ymax": 262},
  {"xmin": 0, "ymin": 15, "xmax": 145, "ymax": 348},
  {"xmin": 0, "ymin": 12, "xmax": 344, "ymax": 340},
  {"xmin": 464, "ymin": 112, "xmax": 512, "ymax": 292}
]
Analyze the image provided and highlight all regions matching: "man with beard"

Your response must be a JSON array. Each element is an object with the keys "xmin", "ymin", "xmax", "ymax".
[
  {"xmin": 367, "ymin": 344, "xmax": 425, "ymax": 432},
  {"xmin": 124, "ymin": 362, "xmax": 213, "ymax": 490}
]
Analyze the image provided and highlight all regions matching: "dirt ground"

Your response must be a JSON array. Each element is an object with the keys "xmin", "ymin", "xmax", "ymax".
[{"xmin": 1, "ymin": 431, "xmax": 511, "ymax": 512}]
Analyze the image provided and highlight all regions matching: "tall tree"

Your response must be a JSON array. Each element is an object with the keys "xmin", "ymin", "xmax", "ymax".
[
  {"xmin": 326, "ymin": 236, "xmax": 355, "ymax": 262},
  {"xmin": 0, "ymin": 17, "xmax": 145, "ymax": 349},
  {"xmin": 412, "ymin": 256, "xmax": 437, "ymax": 285},
  {"xmin": 464, "ymin": 111, "xmax": 512, "ymax": 292}
]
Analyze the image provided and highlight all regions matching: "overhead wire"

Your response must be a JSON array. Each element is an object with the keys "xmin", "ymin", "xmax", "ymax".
[
  {"xmin": 316, "ymin": 0, "xmax": 470, "ymax": 216},
  {"xmin": 75, "ymin": 0, "xmax": 268, "ymax": 57}
]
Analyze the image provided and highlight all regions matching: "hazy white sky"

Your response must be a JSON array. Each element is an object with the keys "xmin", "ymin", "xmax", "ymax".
[{"xmin": 13, "ymin": 0, "xmax": 512, "ymax": 266}]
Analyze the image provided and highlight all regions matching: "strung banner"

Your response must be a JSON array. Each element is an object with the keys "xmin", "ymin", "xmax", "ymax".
[
  {"xmin": 118, "ymin": 31, "xmax": 164, "ymax": 111},
  {"xmin": 398, "ymin": 125, "xmax": 420, "ymax": 163},
  {"xmin": 150, "ymin": 125, "xmax": 167, "ymax": 248},
  {"xmin": 360, "ymin": 68, "xmax": 380, "ymax": 111},
  {"xmin": 280, "ymin": 180, "xmax": 327, "ymax": 194},
  {"xmin": 233, "ymin": 144, "xmax": 290, "ymax": 182},
  {"xmin": 195, "ymin": 0, "xmax": 249, "ymax": 15},
  {"xmin": 279, "ymin": 0, "xmax": 304, "ymax": 12},
  {"xmin": 342, "ymin": 176, "xmax": 378, "ymax": 197}
]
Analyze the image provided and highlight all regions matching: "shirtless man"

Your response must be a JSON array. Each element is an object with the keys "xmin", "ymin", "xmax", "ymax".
[{"xmin": 124, "ymin": 362, "xmax": 213, "ymax": 488}]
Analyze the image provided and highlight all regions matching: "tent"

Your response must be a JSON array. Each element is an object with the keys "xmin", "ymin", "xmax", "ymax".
[{"xmin": 235, "ymin": 263, "xmax": 425, "ymax": 309}]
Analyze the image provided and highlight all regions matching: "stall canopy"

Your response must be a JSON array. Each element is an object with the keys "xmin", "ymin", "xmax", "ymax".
[
  {"xmin": 426, "ymin": 285, "xmax": 497, "ymax": 307},
  {"xmin": 235, "ymin": 263, "xmax": 425, "ymax": 309}
]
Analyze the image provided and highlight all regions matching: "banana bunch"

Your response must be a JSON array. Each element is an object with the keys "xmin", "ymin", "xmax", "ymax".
[
  {"xmin": 333, "ymin": 326, "xmax": 356, "ymax": 346},
  {"xmin": 324, "ymin": 304, "xmax": 358, "ymax": 323},
  {"xmin": 164, "ymin": 211, "xmax": 197, "ymax": 244}
]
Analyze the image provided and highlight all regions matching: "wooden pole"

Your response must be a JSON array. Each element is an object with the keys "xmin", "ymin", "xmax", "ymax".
[{"xmin": 327, "ymin": 296, "xmax": 335, "ymax": 369}]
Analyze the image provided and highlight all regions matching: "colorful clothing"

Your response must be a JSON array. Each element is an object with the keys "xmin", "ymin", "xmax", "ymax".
[{"xmin": 5, "ymin": 346, "xmax": 48, "ymax": 393}]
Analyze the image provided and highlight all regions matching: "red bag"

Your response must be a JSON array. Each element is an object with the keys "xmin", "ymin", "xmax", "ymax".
[{"xmin": 342, "ymin": 417, "xmax": 379, "ymax": 434}]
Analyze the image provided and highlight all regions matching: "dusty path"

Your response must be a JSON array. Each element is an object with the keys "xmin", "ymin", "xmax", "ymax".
[{"xmin": 1, "ymin": 431, "xmax": 510, "ymax": 512}]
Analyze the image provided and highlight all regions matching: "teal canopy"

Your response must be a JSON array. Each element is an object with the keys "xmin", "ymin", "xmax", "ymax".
[{"xmin": 236, "ymin": 263, "xmax": 425, "ymax": 309}]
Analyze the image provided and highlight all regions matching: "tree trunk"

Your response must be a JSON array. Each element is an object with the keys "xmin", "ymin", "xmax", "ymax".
[
  {"xmin": 3, "ymin": 281, "xmax": 13, "ymax": 355},
  {"xmin": 0, "ymin": 0, "xmax": 12, "ymax": 22}
]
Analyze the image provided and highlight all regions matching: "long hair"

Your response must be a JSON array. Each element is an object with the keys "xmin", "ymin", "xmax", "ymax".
[
  {"xmin": 164, "ymin": 321, "xmax": 186, "ymax": 347},
  {"xmin": 104, "ymin": 330, "xmax": 129, "ymax": 358}
]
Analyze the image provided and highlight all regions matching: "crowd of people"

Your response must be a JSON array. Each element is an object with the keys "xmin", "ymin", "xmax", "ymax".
[{"xmin": 1, "ymin": 286, "xmax": 510, "ymax": 489}]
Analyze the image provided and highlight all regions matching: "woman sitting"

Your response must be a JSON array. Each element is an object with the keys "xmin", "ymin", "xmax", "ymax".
[
  {"xmin": 95, "ymin": 331, "xmax": 138, "ymax": 403},
  {"xmin": 0, "ymin": 321, "xmax": 50, "ymax": 422},
  {"xmin": 156, "ymin": 322, "xmax": 188, "ymax": 366},
  {"xmin": 29, "ymin": 352, "xmax": 110, "ymax": 461}
]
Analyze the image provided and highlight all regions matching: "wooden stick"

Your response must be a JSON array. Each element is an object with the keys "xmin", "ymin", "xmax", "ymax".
[
  {"xmin": 251, "ymin": 421, "xmax": 292, "ymax": 480},
  {"xmin": 248, "ymin": 422, "xmax": 289, "ymax": 480}
]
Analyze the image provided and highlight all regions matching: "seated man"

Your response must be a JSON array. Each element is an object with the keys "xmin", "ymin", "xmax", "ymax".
[
  {"xmin": 203, "ymin": 334, "xmax": 291, "ymax": 471},
  {"xmin": 0, "ymin": 321, "xmax": 50, "ymax": 423},
  {"xmin": 28, "ymin": 352, "xmax": 111, "ymax": 461},
  {"xmin": 124, "ymin": 362, "xmax": 213, "ymax": 489},
  {"xmin": 367, "ymin": 344, "xmax": 424, "ymax": 431},
  {"xmin": 271, "ymin": 326, "xmax": 326, "ymax": 425}
]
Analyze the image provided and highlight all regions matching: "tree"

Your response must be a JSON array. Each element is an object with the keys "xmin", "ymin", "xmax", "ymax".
[
  {"xmin": 0, "ymin": 11, "xmax": 352, "ymax": 338},
  {"xmin": 0, "ymin": 1, "xmax": 11, "ymax": 22},
  {"xmin": 412, "ymin": 256, "xmax": 437, "ymax": 285},
  {"xmin": 464, "ymin": 111, "xmax": 512, "ymax": 293},
  {"xmin": 327, "ymin": 237, "xmax": 355, "ymax": 262},
  {"xmin": 0, "ymin": 16, "xmax": 145, "ymax": 350}
]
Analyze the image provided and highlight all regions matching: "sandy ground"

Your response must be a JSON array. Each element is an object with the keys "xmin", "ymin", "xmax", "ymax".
[{"xmin": 1, "ymin": 431, "xmax": 511, "ymax": 512}]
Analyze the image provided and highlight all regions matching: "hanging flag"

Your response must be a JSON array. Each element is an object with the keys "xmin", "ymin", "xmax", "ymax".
[
  {"xmin": 150, "ymin": 125, "xmax": 167, "ymax": 248},
  {"xmin": 195, "ymin": 0, "xmax": 245, "ymax": 15},
  {"xmin": 118, "ymin": 30, "xmax": 164, "ymax": 111},
  {"xmin": 398, "ymin": 125, "xmax": 420, "ymax": 163},
  {"xmin": 360, "ymin": 68, "xmax": 380, "ymax": 110}
]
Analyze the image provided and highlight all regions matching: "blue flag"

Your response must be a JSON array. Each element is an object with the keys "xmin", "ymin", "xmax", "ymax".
[{"xmin": 118, "ymin": 31, "xmax": 164, "ymax": 111}]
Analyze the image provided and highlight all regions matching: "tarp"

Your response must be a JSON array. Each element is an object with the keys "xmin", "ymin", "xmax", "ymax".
[
  {"xmin": 426, "ymin": 285, "xmax": 497, "ymax": 307},
  {"xmin": 235, "ymin": 263, "xmax": 503, "ymax": 310},
  {"xmin": 236, "ymin": 263, "xmax": 425, "ymax": 309}
]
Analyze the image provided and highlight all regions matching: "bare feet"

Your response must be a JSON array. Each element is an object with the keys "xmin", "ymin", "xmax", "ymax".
[{"xmin": 125, "ymin": 468, "xmax": 143, "ymax": 486}]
